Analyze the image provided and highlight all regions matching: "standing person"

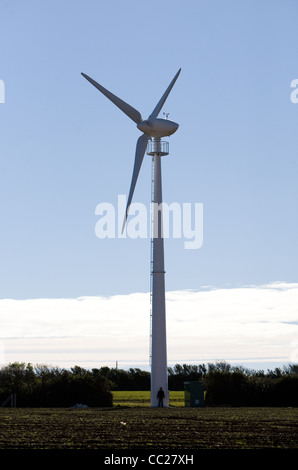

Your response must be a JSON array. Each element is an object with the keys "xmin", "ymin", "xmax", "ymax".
[{"xmin": 157, "ymin": 387, "xmax": 165, "ymax": 407}]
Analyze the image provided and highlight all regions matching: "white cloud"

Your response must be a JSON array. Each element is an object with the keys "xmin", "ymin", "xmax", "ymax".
[{"xmin": 0, "ymin": 282, "xmax": 297, "ymax": 369}]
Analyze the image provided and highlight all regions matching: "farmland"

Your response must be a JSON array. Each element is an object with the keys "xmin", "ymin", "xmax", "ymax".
[
  {"xmin": 113, "ymin": 390, "xmax": 184, "ymax": 407},
  {"xmin": 0, "ymin": 391, "xmax": 297, "ymax": 450}
]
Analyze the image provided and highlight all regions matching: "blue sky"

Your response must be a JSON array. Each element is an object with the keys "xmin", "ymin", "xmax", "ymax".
[{"xmin": 0, "ymin": 1, "xmax": 297, "ymax": 370}]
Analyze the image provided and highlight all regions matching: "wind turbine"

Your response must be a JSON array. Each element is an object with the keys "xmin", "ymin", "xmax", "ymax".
[{"xmin": 82, "ymin": 68, "xmax": 181, "ymax": 406}]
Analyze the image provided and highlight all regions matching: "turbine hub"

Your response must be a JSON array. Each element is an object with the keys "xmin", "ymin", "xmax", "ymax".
[{"xmin": 137, "ymin": 118, "xmax": 179, "ymax": 138}]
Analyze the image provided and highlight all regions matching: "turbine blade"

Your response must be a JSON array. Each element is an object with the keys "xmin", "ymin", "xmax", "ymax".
[
  {"xmin": 122, "ymin": 133, "xmax": 149, "ymax": 232},
  {"xmin": 147, "ymin": 68, "xmax": 181, "ymax": 123},
  {"xmin": 81, "ymin": 73, "xmax": 142, "ymax": 124}
]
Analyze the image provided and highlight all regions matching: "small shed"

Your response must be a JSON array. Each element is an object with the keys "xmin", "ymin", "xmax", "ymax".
[{"xmin": 184, "ymin": 381, "xmax": 204, "ymax": 407}]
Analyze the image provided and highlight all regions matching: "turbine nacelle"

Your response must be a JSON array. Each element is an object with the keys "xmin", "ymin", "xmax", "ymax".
[{"xmin": 137, "ymin": 118, "xmax": 179, "ymax": 138}]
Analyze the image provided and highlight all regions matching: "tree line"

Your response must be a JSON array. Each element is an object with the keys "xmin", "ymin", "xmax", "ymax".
[
  {"xmin": 0, "ymin": 361, "xmax": 298, "ymax": 407},
  {"xmin": 0, "ymin": 363, "xmax": 113, "ymax": 407},
  {"xmin": 100, "ymin": 362, "xmax": 298, "ymax": 406}
]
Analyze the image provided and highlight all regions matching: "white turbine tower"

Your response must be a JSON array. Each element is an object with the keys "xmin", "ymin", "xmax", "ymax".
[{"xmin": 82, "ymin": 68, "xmax": 181, "ymax": 407}]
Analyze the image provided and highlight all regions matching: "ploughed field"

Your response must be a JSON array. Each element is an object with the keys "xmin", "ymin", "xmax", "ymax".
[{"xmin": 0, "ymin": 399, "xmax": 297, "ymax": 449}]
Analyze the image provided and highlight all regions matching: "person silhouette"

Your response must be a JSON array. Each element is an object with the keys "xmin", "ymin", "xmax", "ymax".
[{"xmin": 157, "ymin": 387, "xmax": 165, "ymax": 407}]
